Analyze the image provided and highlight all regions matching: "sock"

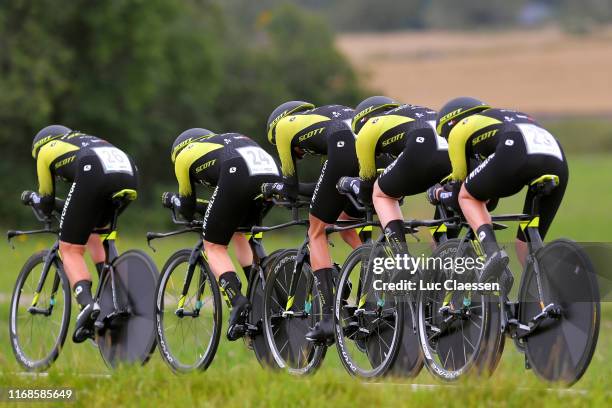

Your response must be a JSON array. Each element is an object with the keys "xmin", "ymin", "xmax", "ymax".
[
  {"xmin": 95, "ymin": 262, "xmax": 104, "ymax": 279},
  {"xmin": 384, "ymin": 219, "xmax": 407, "ymax": 253},
  {"xmin": 313, "ymin": 268, "xmax": 334, "ymax": 315},
  {"xmin": 476, "ymin": 224, "xmax": 500, "ymax": 258},
  {"xmin": 219, "ymin": 271, "xmax": 244, "ymax": 307},
  {"xmin": 242, "ymin": 265, "xmax": 253, "ymax": 282},
  {"xmin": 73, "ymin": 280, "xmax": 93, "ymax": 309}
]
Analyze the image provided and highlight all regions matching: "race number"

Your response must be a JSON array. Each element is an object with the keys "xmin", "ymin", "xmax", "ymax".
[
  {"xmin": 517, "ymin": 124, "xmax": 562, "ymax": 160},
  {"xmin": 236, "ymin": 146, "xmax": 279, "ymax": 176},
  {"xmin": 427, "ymin": 120, "xmax": 448, "ymax": 150},
  {"xmin": 92, "ymin": 147, "xmax": 133, "ymax": 175}
]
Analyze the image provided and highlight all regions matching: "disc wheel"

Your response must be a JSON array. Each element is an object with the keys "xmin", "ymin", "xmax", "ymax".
[
  {"xmin": 520, "ymin": 239, "xmax": 600, "ymax": 385},
  {"xmin": 9, "ymin": 250, "xmax": 71, "ymax": 371},
  {"xmin": 96, "ymin": 250, "xmax": 159, "ymax": 368},
  {"xmin": 155, "ymin": 249, "xmax": 222, "ymax": 372}
]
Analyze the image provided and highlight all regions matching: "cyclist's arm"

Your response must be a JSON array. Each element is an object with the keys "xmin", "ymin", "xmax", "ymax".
[
  {"xmin": 355, "ymin": 122, "xmax": 381, "ymax": 183},
  {"xmin": 447, "ymin": 124, "xmax": 471, "ymax": 181},
  {"xmin": 36, "ymin": 146, "xmax": 57, "ymax": 214},
  {"xmin": 174, "ymin": 155, "xmax": 197, "ymax": 221}
]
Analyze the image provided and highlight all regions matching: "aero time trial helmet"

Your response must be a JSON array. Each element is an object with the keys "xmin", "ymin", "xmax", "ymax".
[
  {"xmin": 171, "ymin": 128, "xmax": 215, "ymax": 163},
  {"xmin": 31, "ymin": 125, "xmax": 72, "ymax": 159},
  {"xmin": 351, "ymin": 96, "xmax": 401, "ymax": 134},
  {"xmin": 266, "ymin": 101, "xmax": 315, "ymax": 145},
  {"xmin": 436, "ymin": 97, "xmax": 490, "ymax": 139}
]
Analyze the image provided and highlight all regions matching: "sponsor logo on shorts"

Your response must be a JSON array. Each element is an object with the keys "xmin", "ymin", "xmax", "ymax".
[
  {"xmin": 467, "ymin": 153, "xmax": 495, "ymax": 183},
  {"xmin": 60, "ymin": 182, "xmax": 76, "ymax": 229}
]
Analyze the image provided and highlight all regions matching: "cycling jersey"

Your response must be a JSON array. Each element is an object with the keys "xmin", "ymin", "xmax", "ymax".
[
  {"xmin": 448, "ymin": 108, "xmax": 568, "ymax": 241},
  {"xmin": 173, "ymin": 133, "xmax": 280, "ymax": 244},
  {"xmin": 355, "ymin": 104, "xmax": 439, "ymax": 181},
  {"xmin": 35, "ymin": 132, "xmax": 138, "ymax": 244},
  {"xmin": 273, "ymin": 105, "xmax": 361, "ymax": 223}
]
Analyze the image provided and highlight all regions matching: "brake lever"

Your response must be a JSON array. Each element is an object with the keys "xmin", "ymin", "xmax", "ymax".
[{"xmin": 7, "ymin": 230, "xmax": 16, "ymax": 249}]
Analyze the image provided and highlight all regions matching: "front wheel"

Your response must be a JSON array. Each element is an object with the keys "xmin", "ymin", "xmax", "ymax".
[
  {"xmin": 519, "ymin": 239, "xmax": 600, "ymax": 385},
  {"xmin": 155, "ymin": 249, "xmax": 222, "ymax": 373},
  {"xmin": 9, "ymin": 250, "xmax": 71, "ymax": 371},
  {"xmin": 263, "ymin": 249, "xmax": 326, "ymax": 375}
]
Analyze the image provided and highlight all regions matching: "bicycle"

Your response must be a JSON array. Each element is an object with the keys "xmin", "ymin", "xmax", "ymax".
[
  {"xmin": 8, "ymin": 189, "xmax": 158, "ymax": 371},
  {"xmin": 417, "ymin": 175, "xmax": 600, "ymax": 385},
  {"xmin": 147, "ymin": 195, "xmax": 308, "ymax": 372},
  {"xmin": 332, "ymin": 184, "xmax": 459, "ymax": 378}
]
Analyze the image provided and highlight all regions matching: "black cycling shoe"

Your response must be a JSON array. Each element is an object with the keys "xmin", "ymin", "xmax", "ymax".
[
  {"xmin": 227, "ymin": 297, "xmax": 251, "ymax": 341},
  {"xmin": 478, "ymin": 249, "xmax": 510, "ymax": 286},
  {"xmin": 305, "ymin": 315, "xmax": 335, "ymax": 346},
  {"xmin": 72, "ymin": 303, "xmax": 100, "ymax": 343}
]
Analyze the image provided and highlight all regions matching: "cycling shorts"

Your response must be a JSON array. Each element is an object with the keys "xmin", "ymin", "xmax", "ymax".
[
  {"xmin": 377, "ymin": 127, "xmax": 451, "ymax": 198},
  {"xmin": 60, "ymin": 150, "xmax": 138, "ymax": 245},
  {"xmin": 464, "ymin": 129, "xmax": 568, "ymax": 242},
  {"xmin": 203, "ymin": 156, "xmax": 280, "ymax": 245},
  {"xmin": 310, "ymin": 125, "xmax": 361, "ymax": 223}
]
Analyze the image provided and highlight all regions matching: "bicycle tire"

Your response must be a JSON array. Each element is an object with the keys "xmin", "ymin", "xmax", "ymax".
[
  {"xmin": 263, "ymin": 248, "xmax": 326, "ymax": 375},
  {"xmin": 155, "ymin": 249, "xmax": 222, "ymax": 372},
  {"xmin": 96, "ymin": 249, "xmax": 158, "ymax": 368},
  {"xmin": 334, "ymin": 243, "xmax": 406, "ymax": 378},
  {"xmin": 9, "ymin": 250, "xmax": 71, "ymax": 371},
  {"xmin": 519, "ymin": 239, "xmax": 600, "ymax": 385}
]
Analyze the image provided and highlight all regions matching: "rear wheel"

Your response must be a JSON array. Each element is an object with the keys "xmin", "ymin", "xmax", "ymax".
[
  {"xmin": 263, "ymin": 249, "xmax": 326, "ymax": 375},
  {"xmin": 9, "ymin": 250, "xmax": 71, "ymax": 371},
  {"xmin": 96, "ymin": 250, "xmax": 159, "ymax": 368},
  {"xmin": 520, "ymin": 239, "xmax": 600, "ymax": 385},
  {"xmin": 154, "ymin": 249, "xmax": 222, "ymax": 373}
]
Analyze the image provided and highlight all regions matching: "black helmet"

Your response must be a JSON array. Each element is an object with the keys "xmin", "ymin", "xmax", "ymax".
[
  {"xmin": 351, "ymin": 96, "xmax": 401, "ymax": 134},
  {"xmin": 267, "ymin": 101, "xmax": 314, "ymax": 145},
  {"xmin": 436, "ymin": 97, "xmax": 491, "ymax": 139},
  {"xmin": 171, "ymin": 128, "xmax": 215, "ymax": 162},
  {"xmin": 32, "ymin": 125, "xmax": 72, "ymax": 159}
]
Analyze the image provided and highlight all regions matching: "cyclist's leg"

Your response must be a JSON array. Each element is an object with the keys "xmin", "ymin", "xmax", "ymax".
[
  {"xmin": 338, "ymin": 211, "xmax": 362, "ymax": 249},
  {"xmin": 231, "ymin": 233, "xmax": 254, "ymax": 280},
  {"xmin": 515, "ymin": 152, "xmax": 569, "ymax": 265}
]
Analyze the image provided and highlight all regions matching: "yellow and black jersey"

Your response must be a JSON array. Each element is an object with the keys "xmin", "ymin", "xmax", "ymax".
[
  {"xmin": 36, "ymin": 132, "xmax": 115, "ymax": 197},
  {"xmin": 173, "ymin": 133, "xmax": 261, "ymax": 196},
  {"xmin": 448, "ymin": 108, "xmax": 546, "ymax": 180},
  {"xmin": 355, "ymin": 104, "xmax": 438, "ymax": 180},
  {"xmin": 273, "ymin": 104, "xmax": 354, "ymax": 178}
]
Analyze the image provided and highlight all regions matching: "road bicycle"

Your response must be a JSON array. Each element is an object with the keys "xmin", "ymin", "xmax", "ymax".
[
  {"xmin": 148, "ymin": 195, "xmax": 308, "ymax": 372},
  {"xmin": 417, "ymin": 175, "xmax": 600, "ymax": 385},
  {"xmin": 332, "ymin": 183, "xmax": 458, "ymax": 378},
  {"xmin": 8, "ymin": 189, "xmax": 158, "ymax": 370}
]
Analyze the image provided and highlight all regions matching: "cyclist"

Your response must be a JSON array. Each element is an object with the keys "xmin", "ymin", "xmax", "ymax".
[
  {"xmin": 164, "ymin": 128, "xmax": 280, "ymax": 340},
  {"xmin": 29, "ymin": 125, "xmax": 138, "ymax": 343},
  {"xmin": 341, "ymin": 96, "xmax": 452, "ymax": 254},
  {"xmin": 429, "ymin": 97, "xmax": 568, "ymax": 288},
  {"xmin": 266, "ymin": 101, "xmax": 363, "ymax": 344}
]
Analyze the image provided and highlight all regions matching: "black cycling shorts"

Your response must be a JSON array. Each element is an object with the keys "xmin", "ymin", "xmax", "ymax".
[
  {"xmin": 377, "ymin": 127, "xmax": 451, "ymax": 198},
  {"xmin": 203, "ymin": 157, "xmax": 280, "ymax": 245},
  {"xmin": 464, "ymin": 129, "xmax": 568, "ymax": 242},
  {"xmin": 60, "ymin": 151, "xmax": 138, "ymax": 245},
  {"xmin": 310, "ymin": 125, "xmax": 361, "ymax": 223}
]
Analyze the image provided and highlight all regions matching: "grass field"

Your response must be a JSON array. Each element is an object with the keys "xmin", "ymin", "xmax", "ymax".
[
  {"xmin": 0, "ymin": 153, "xmax": 610, "ymax": 407},
  {"xmin": 337, "ymin": 27, "xmax": 612, "ymax": 116}
]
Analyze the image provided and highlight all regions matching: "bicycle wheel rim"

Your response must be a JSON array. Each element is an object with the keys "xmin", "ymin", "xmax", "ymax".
[
  {"xmin": 156, "ymin": 250, "xmax": 221, "ymax": 372},
  {"xmin": 521, "ymin": 239, "xmax": 600, "ymax": 385},
  {"xmin": 10, "ymin": 251, "xmax": 70, "ymax": 371}
]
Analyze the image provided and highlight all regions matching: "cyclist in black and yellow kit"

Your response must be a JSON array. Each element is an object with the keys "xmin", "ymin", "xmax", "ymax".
[
  {"xmin": 428, "ymin": 97, "xmax": 568, "ymax": 287},
  {"xmin": 339, "ymin": 96, "xmax": 452, "ymax": 252},
  {"xmin": 29, "ymin": 125, "xmax": 138, "ymax": 343},
  {"xmin": 266, "ymin": 101, "xmax": 363, "ymax": 344},
  {"xmin": 164, "ymin": 128, "xmax": 280, "ymax": 340}
]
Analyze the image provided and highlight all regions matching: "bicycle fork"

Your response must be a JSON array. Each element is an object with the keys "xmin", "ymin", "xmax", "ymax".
[{"xmin": 29, "ymin": 243, "xmax": 62, "ymax": 316}]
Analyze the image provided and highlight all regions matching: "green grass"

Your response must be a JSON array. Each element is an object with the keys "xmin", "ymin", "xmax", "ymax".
[{"xmin": 0, "ymin": 153, "xmax": 611, "ymax": 407}]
